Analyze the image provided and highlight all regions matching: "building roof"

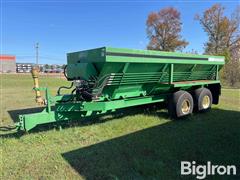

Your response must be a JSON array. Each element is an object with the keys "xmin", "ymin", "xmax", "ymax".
[
  {"xmin": 16, "ymin": 62, "xmax": 34, "ymax": 65},
  {"xmin": 0, "ymin": 55, "xmax": 16, "ymax": 61}
]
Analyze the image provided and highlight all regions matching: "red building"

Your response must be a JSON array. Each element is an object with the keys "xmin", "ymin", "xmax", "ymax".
[{"xmin": 0, "ymin": 55, "xmax": 16, "ymax": 73}]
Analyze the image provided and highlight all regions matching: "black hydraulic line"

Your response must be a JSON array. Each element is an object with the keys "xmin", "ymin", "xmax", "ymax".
[
  {"xmin": 71, "ymin": 88, "xmax": 76, "ymax": 94},
  {"xmin": 0, "ymin": 125, "xmax": 17, "ymax": 131},
  {"xmin": 56, "ymin": 88, "xmax": 77, "ymax": 103},
  {"xmin": 63, "ymin": 65, "xmax": 68, "ymax": 79},
  {"xmin": 57, "ymin": 82, "xmax": 74, "ymax": 95}
]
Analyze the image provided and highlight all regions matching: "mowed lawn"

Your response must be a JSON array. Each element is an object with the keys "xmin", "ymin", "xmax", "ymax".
[{"xmin": 1, "ymin": 74, "xmax": 240, "ymax": 180}]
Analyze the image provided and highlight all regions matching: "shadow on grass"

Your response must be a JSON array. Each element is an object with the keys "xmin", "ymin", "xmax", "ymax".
[
  {"xmin": 8, "ymin": 107, "xmax": 46, "ymax": 123},
  {"xmin": 62, "ymin": 109, "xmax": 240, "ymax": 180},
  {"xmin": 0, "ymin": 107, "xmax": 46, "ymax": 138}
]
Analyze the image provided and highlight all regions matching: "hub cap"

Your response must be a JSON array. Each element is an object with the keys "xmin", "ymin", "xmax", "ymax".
[
  {"xmin": 181, "ymin": 99, "xmax": 191, "ymax": 114},
  {"xmin": 202, "ymin": 95, "xmax": 210, "ymax": 109}
]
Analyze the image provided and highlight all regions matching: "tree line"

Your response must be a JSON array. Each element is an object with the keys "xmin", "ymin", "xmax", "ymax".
[{"xmin": 146, "ymin": 4, "xmax": 240, "ymax": 87}]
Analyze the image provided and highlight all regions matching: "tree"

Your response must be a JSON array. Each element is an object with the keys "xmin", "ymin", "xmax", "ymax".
[
  {"xmin": 196, "ymin": 4, "xmax": 240, "ymax": 86},
  {"xmin": 146, "ymin": 7, "xmax": 188, "ymax": 51},
  {"xmin": 195, "ymin": 4, "xmax": 240, "ymax": 55},
  {"xmin": 224, "ymin": 47, "xmax": 240, "ymax": 86}
]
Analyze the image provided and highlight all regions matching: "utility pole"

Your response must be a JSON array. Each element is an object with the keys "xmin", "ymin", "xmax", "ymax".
[{"xmin": 35, "ymin": 42, "xmax": 39, "ymax": 67}]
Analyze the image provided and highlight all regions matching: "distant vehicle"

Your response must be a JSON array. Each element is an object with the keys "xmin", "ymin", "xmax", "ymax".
[
  {"xmin": 25, "ymin": 69, "xmax": 31, "ymax": 73},
  {"xmin": 44, "ymin": 68, "xmax": 63, "ymax": 73},
  {"xmin": 56, "ymin": 68, "xmax": 63, "ymax": 73},
  {"xmin": 44, "ymin": 69, "xmax": 52, "ymax": 73}
]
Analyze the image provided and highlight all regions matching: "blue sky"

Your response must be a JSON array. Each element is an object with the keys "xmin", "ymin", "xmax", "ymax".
[{"xmin": 1, "ymin": 0, "xmax": 238, "ymax": 64}]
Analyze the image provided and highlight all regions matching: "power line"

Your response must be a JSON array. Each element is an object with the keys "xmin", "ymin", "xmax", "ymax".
[{"xmin": 35, "ymin": 42, "xmax": 39, "ymax": 66}]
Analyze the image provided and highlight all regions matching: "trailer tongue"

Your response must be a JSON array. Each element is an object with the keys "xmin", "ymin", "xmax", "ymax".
[{"xmin": 16, "ymin": 47, "xmax": 225, "ymax": 132}]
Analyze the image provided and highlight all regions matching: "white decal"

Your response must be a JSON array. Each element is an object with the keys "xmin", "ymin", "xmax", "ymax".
[{"xmin": 208, "ymin": 57, "xmax": 224, "ymax": 62}]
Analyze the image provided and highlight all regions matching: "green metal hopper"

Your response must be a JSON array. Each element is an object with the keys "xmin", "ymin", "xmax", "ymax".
[{"xmin": 17, "ymin": 47, "xmax": 225, "ymax": 132}]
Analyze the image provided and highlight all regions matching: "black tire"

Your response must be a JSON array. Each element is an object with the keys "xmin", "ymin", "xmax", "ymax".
[
  {"xmin": 194, "ymin": 88, "xmax": 212, "ymax": 112},
  {"xmin": 168, "ymin": 90, "xmax": 194, "ymax": 118}
]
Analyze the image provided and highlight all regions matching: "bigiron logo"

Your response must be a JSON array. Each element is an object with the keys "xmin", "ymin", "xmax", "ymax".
[{"xmin": 181, "ymin": 161, "xmax": 237, "ymax": 179}]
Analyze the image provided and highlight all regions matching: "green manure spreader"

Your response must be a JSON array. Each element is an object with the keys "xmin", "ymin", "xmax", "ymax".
[{"xmin": 17, "ymin": 47, "xmax": 225, "ymax": 132}]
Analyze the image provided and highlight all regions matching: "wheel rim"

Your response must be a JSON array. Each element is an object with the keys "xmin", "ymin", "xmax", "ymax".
[
  {"xmin": 202, "ymin": 95, "xmax": 210, "ymax": 109},
  {"xmin": 181, "ymin": 99, "xmax": 191, "ymax": 114}
]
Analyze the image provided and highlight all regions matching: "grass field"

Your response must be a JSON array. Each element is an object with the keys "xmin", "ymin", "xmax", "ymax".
[{"xmin": 1, "ymin": 74, "xmax": 240, "ymax": 179}]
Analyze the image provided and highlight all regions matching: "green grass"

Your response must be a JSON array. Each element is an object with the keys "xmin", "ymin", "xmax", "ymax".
[{"xmin": 1, "ymin": 74, "xmax": 240, "ymax": 179}]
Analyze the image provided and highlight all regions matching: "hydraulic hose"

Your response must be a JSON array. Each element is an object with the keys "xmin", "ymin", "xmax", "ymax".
[
  {"xmin": 57, "ymin": 82, "xmax": 74, "ymax": 95},
  {"xmin": 0, "ymin": 125, "xmax": 18, "ymax": 131},
  {"xmin": 63, "ymin": 65, "xmax": 68, "ymax": 79}
]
